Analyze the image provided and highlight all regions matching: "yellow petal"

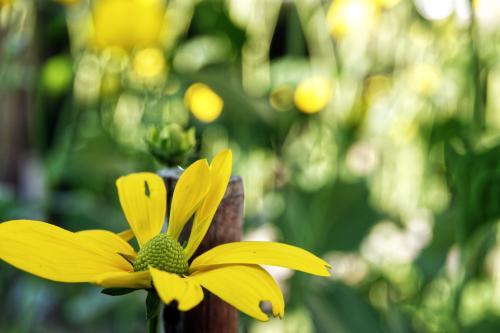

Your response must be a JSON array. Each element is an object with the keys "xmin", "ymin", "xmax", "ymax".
[
  {"xmin": 96, "ymin": 270, "xmax": 151, "ymax": 289},
  {"xmin": 190, "ymin": 264, "xmax": 284, "ymax": 321},
  {"xmin": 118, "ymin": 228, "xmax": 134, "ymax": 242},
  {"xmin": 0, "ymin": 220, "xmax": 130, "ymax": 283},
  {"xmin": 77, "ymin": 230, "xmax": 136, "ymax": 258},
  {"xmin": 190, "ymin": 242, "xmax": 331, "ymax": 276},
  {"xmin": 184, "ymin": 150, "xmax": 232, "ymax": 259},
  {"xmin": 166, "ymin": 160, "xmax": 211, "ymax": 240},
  {"xmin": 149, "ymin": 267, "xmax": 204, "ymax": 311},
  {"xmin": 116, "ymin": 172, "xmax": 166, "ymax": 247}
]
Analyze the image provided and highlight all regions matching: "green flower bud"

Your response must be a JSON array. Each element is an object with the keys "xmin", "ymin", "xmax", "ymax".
[{"xmin": 145, "ymin": 123, "xmax": 196, "ymax": 167}]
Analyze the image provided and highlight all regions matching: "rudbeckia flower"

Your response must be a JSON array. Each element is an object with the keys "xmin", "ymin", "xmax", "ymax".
[
  {"xmin": 185, "ymin": 82, "xmax": 224, "ymax": 123},
  {"xmin": 90, "ymin": 0, "xmax": 167, "ymax": 50},
  {"xmin": 0, "ymin": 150, "xmax": 330, "ymax": 321}
]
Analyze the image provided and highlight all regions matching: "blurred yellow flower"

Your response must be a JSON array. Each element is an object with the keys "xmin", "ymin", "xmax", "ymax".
[
  {"xmin": 294, "ymin": 76, "xmax": 333, "ymax": 114},
  {"xmin": 327, "ymin": 0, "xmax": 379, "ymax": 39},
  {"xmin": 132, "ymin": 47, "xmax": 166, "ymax": 82},
  {"xmin": 91, "ymin": 0, "xmax": 166, "ymax": 50},
  {"xmin": 185, "ymin": 82, "xmax": 224, "ymax": 123}
]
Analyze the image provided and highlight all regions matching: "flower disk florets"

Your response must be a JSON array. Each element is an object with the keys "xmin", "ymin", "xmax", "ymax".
[{"xmin": 133, "ymin": 234, "xmax": 188, "ymax": 275}]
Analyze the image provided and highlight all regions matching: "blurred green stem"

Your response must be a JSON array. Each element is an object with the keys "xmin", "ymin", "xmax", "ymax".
[
  {"xmin": 451, "ymin": 3, "xmax": 488, "ymax": 330},
  {"xmin": 285, "ymin": 2, "xmax": 306, "ymax": 57},
  {"xmin": 468, "ymin": 0, "xmax": 487, "ymax": 132}
]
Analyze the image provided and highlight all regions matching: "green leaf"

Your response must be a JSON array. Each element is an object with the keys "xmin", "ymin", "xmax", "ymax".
[
  {"xmin": 101, "ymin": 288, "xmax": 137, "ymax": 296},
  {"xmin": 146, "ymin": 291, "xmax": 161, "ymax": 320}
]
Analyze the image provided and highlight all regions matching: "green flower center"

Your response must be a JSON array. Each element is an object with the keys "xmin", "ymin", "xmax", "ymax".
[{"xmin": 133, "ymin": 234, "xmax": 188, "ymax": 275}]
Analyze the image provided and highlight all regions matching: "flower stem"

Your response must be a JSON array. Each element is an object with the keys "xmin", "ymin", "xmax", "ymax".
[
  {"xmin": 148, "ymin": 315, "xmax": 159, "ymax": 333},
  {"xmin": 146, "ymin": 290, "xmax": 161, "ymax": 333}
]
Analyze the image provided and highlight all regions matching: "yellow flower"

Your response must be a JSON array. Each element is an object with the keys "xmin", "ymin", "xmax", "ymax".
[
  {"xmin": 327, "ymin": 0, "xmax": 379, "ymax": 39},
  {"xmin": 132, "ymin": 47, "xmax": 166, "ymax": 82},
  {"xmin": 91, "ymin": 0, "xmax": 166, "ymax": 50},
  {"xmin": 294, "ymin": 76, "xmax": 333, "ymax": 114},
  {"xmin": 0, "ymin": 150, "xmax": 330, "ymax": 321},
  {"xmin": 185, "ymin": 82, "xmax": 224, "ymax": 123}
]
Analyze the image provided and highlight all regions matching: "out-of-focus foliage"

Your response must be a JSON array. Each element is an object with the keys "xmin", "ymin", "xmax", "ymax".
[{"xmin": 2, "ymin": 0, "xmax": 500, "ymax": 332}]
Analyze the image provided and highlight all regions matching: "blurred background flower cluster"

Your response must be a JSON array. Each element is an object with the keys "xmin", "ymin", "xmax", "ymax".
[{"xmin": 1, "ymin": 0, "xmax": 500, "ymax": 332}]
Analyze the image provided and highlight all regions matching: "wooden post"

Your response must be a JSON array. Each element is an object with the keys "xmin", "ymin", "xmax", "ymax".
[
  {"xmin": 158, "ymin": 169, "xmax": 244, "ymax": 333},
  {"xmin": 0, "ymin": 5, "xmax": 35, "ymax": 195}
]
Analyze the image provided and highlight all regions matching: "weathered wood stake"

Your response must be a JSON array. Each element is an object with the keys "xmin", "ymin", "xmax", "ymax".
[{"xmin": 158, "ymin": 169, "xmax": 244, "ymax": 333}]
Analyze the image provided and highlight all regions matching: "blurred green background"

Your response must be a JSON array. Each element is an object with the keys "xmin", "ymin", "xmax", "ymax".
[{"xmin": 1, "ymin": 0, "xmax": 500, "ymax": 332}]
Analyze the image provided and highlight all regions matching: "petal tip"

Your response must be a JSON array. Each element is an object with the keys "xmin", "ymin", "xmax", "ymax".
[
  {"xmin": 313, "ymin": 264, "xmax": 332, "ymax": 277},
  {"xmin": 218, "ymin": 148, "xmax": 232, "ymax": 158},
  {"xmin": 213, "ymin": 149, "xmax": 232, "ymax": 165},
  {"xmin": 195, "ymin": 158, "xmax": 210, "ymax": 168},
  {"xmin": 115, "ymin": 176, "xmax": 124, "ymax": 187}
]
